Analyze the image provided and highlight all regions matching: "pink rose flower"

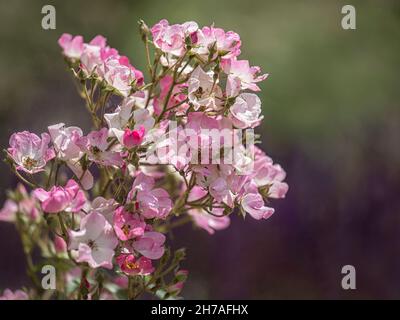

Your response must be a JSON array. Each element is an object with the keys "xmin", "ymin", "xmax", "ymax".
[
  {"xmin": 0, "ymin": 289, "xmax": 28, "ymax": 300},
  {"xmin": 222, "ymin": 59, "xmax": 268, "ymax": 91},
  {"xmin": 78, "ymin": 128, "xmax": 124, "ymax": 167},
  {"xmin": 122, "ymin": 125, "xmax": 146, "ymax": 148},
  {"xmin": 188, "ymin": 208, "xmax": 230, "ymax": 235},
  {"xmin": 130, "ymin": 172, "xmax": 155, "ymax": 192},
  {"xmin": 34, "ymin": 179, "xmax": 86, "ymax": 214},
  {"xmin": 132, "ymin": 231, "xmax": 165, "ymax": 260},
  {"xmin": 8, "ymin": 131, "xmax": 55, "ymax": 174},
  {"xmin": 48, "ymin": 123, "xmax": 94, "ymax": 190},
  {"xmin": 252, "ymin": 146, "xmax": 289, "ymax": 199},
  {"xmin": 136, "ymin": 188, "xmax": 172, "ymax": 219},
  {"xmin": 58, "ymin": 33, "xmax": 84, "ymax": 59},
  {"xmin": 90, "ymin": 196, "xmax": 118, "ymax": 224},
  {"xmin": 113, "ymin": 207, "xmax": 146, "ymax": 241},
  {"xmin": 0, "ymin": 200, "xmax": 17, "ymax": 222},
  {"xmin": 151, "ymin": 19, "xmax": 198, "ymax": 57},
  {"xmin": 193, "ymin": 26, "xmax": 241, "ymax": 60},
  {"xmin": 0, "ymin": 184, "xmax": 40, "ymax": 222},
  {"xmin": 100, "ymin": 57, "xmax": 139, "ymax": 97},
  {"xmin": 241, "ymin": 192, "xmax": 274, "ymax": 220},
  {"xmin": 48, "ymin": 123, "xmax": 83, "ymax": 161},
  {"xmin": 209, "ymin": 177, "xmax": 235, "ymax": 208},
  {"xmin": 69, "ymin": 211, "xmax": 118, "ymax": 269},
  {"xmin": 116, "ymin": 254, "xmax": 154, "ymax": 275},
  {"xmin": 128, "ymin": 173, "xmax": 172, "ymax": 219},
  {"xmin": 229, "ymin": 93, "xmax": 263, "ymax": 128},
  {"xmin": 188, "ymin": 66, "xmax": 222, "ymax": 111}
]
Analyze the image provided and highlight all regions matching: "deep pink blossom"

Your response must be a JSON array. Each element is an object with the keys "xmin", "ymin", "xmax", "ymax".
[
  {"xmin": 34, "ymin": 179, "xmax": 86, "ymax": 213},
  {"xmin": 122, "ymin": 125, "xmax": 146, "ymax": 148},
  {"xmin": 116, "ymin": 254, "xmax": 154, "ymax": 275},
  {"xmin": 113, "ymin": 207, "xmax": 146, "ymax": 241},
  {"xmin": 54, "ymin": 235, "xmax": 67, "ymax": 253}
]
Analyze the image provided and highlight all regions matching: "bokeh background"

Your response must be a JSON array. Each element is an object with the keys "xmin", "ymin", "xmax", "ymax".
[{"xmin": 0, "ymin": 0, "xmax": 399, "ymax": 299}]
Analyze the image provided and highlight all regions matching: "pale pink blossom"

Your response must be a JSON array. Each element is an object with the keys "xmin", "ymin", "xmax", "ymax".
[
  {"xmin": 241, "ymin": 192, "xmax": 274, "ymax": 220},
  {"xmin": 48, "ymin": 123, "xmax": 83, "ymax": 161},
  {"xmin": 80, "ymin": 35, "xmax": 115, "ymax": 69},
  {"xmin": 209, "ymin": 177, "xmax": 235, "ymax": 208},
  {"xmin": 222, "ymin": 59, "xmax": 268, "ymax": 91},
  {"xmin": 78, "ymin": 128, "xmax": 124, "ymax": 167},
  {"xmin": 0, "ymin": 289, "xmax": 28, "ymax": 300},
  {"xmin": 128, "ymin": 173, "xmax": 172, "ymax": 219},
  {"xmin": 69, "ymin": 211, "xmax": 118, "ymax": 269},
  {"xmin": 0, "ymin": 200, "xmax": 18, "ymax": 222},
  {"xmin": 90, "ymin": 197, "xmax": 118, "ymax": 224},
  {"xmin": 130, "ymin": 172, "xmax": 155, "ymax": 192},
  {"xmin": 136, "ymin": 188, "xmax": 172, "ymax": 219},
  {"xmin": 34, "ymin": 179, "xmax": 86, "ymax": 213},
  {"xmin": 0, "ymin": 184, "xmax": 40, "ymax": 222},
  {"xmin": 229, "ymin": 93, "xmax": 263, "ymax": 128},
  {"xmin": 67, "ymin": 161, "xmax": 94, "ymax": 191},
  {"xmin": 132, "ymin": 231, "xmax": 165, "ymax": 260},
  {"xmin": 100, "ymin": 57, "xmax": 143, "ymax": 97},
  {"xmin": 113, "ymin": 207, "xmax": 146, "ymax": 241},
  {"xmin": 58, "ymin": 33, "xmax": 84, "ymax": 59},
  {"xmin": 188, "ymin": 66, "xmax": 222, "ymax": 111},
  {"xmin": 8, "ymin": 131, "xmax": 55, "ymax": 174},
  {"xmin": 80, "ymin": 43, "xmax": 103, "ymax": 74},
  {"xmin": 116, "ymin": 254, "xmax": 154, "ymax": 275},
  {"xmin": 252, "ymin": 146, "xmax": 289, "ymax": 199},
  {"xmin": 104, "ymin": 97, "xmax": 135, "ymax": 141},
  {"xmin": 151, "ymin": 19, "xmax": 198, "ymax": 57},
  {"xmin": 48, "ymin": 123, "xmax": 93, "ymax": 190},
  {"xmin": 193, "ymin": 26, "xmax": 241, "ymax": 60},
  {"xmin": 104, "ymin": 98, "xmax": 154, "ymax": 144},
  {"xmin": 188, "ymin": 208, "xmax": 230, "ymax": 235}
]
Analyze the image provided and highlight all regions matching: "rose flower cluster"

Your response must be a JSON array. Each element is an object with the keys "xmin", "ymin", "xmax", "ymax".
[{"xmin": 0, "ymin": 19, "xmax": 288, "ymax": 300}]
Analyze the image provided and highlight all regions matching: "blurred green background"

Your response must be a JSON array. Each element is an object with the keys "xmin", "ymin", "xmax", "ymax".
[{"xmin": 0, "ymin": 0, "xmax": 399, "ymax": 299}]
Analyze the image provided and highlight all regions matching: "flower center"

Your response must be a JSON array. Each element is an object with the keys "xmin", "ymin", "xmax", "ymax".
[
  {"xmin": 23, "ymin": 157, "xmax": 38, "ymax": 170},
  {"xmin": 194, "ymin": 87, "xmax": 204, "ymax": 99},
  {"xmin": 91, "ymin": 146, "xmax": 101, "ymax": 155},
  {"xmin": 126, "ymin": 261, "xmax": 138, "ymax": 270},
  {"xmin": 122, "ymin": 224, "xmax": 130, "ymax": 236},
  {"xmin": 87, "ymin": 239, "xmax": 97, "ymax": 249}
]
